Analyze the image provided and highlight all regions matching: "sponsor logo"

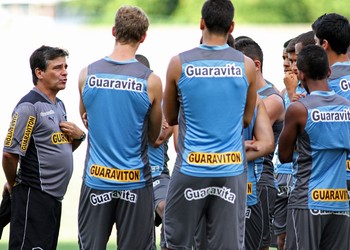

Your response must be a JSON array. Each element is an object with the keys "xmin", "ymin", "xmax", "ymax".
[
  {"xmin": 153, "ymin": 179, "xmax": 160, "ymax": 187},
  {"xmin": 88, "ymin": 75, "xmax": 142, "ymax": 92},
  {"xmin": 90, "ymin": 190, "xmax": 137, "ymax": 206},
  {"xmin": 151, "ymin": 165, "xmax": 161, "ymax": 173},
  {"xmin": 4, "ymin": 113, "xmax": 18, "ymax": 147},
  {"xmin": 346, "ymin": 160, "xmax": 350, "ymax": 172},
  {"xmin": 339, "ymin": 79, "xmax": 350, "ymax": 92},
  {"xmin": 51, "ymin": 132, "xmax": 72, "ymax": 144},
  {"xmin": 187, "ymin": 152, "xmax": 242, "ymax": 165},
  {"xmin": 245, "ymin": 207, "xmax": 251, "ymax": 219},
  {"xmin": 311, "ymin": 109, "xmax": 350, "ymax": 122},
  {"xmin": 90, "ymin": 164, "xmax": 140, "ymax": 182},
  {"xmin": 247, "ymin": 182, "xmax": 252, "ymax": 195},
  {"xmin": 185, "ymin": 64, "xmax": 243, "ymax": 78},
  {"xmin": 184, "ymin": 186, "xmax": 236, "ymax": 204},
  {"xmin": 310, "ymin": 209, "xmax": 350, "ymax": 216},
  {"xmin": 40, "ymin": 110, "xmax": 55, "ymax": 117},
  {"xmin": 311, "ymin": 189, "xmax": 348, "ymax": 201},
  {"xmin": 20, "ymin": 116, "xmax": 36, "ymax": 151}
]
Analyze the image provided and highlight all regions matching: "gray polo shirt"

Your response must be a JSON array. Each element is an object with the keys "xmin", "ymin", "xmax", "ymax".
[{"xmin": 3, "ymin": 88, "xmax": 73, "ymax": 199}]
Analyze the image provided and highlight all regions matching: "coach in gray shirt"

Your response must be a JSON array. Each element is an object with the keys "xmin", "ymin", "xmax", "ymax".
[{"xmin": 2, "ymin": 45, "xmax": 85, "ymax": 249}]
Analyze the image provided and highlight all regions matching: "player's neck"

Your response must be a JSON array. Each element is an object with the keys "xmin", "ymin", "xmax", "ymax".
[
  {"xmin": 328, "ymin": 51, "xmax": 350, "ymax": 66},
  {"xmin": 256, "ymin": 73, "xmax": 267, "ymax": 89},
  {"xmin": 109, "ymin": 42, "xmax": 139, "ymax": 61}
]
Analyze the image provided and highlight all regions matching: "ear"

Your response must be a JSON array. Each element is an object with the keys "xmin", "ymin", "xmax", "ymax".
[
  {"xmin": 322, "ymin": 39, "xmax": 330, "ymax": 51},
  {"xmin": 140, "ymin": 33, "xmax": 147, "ymax": 43},
  {"xmin": 200, "ymin": 18, "xmax": 205, "ymax": 30},
  {"xmin": 254, "ymin": 60, "xmax": 261, "ymax": 72},
  {"xmin": 229, "ymin": 21, "xmax": 234, "ymax": 33},
  {"xmin": 327, "ymin": 67, "xmax": 331, "ymax": 78},
  {"xmin": 35, "ymin": 68, "xmax": 44, "ymax": 80},
  {"xmin": 112, "ymin": 26, "xmax": 116, "ymax": 37}
]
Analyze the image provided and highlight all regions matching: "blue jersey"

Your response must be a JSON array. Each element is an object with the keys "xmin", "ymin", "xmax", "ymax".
[
  {"xmin": 175, "ymin": 44, "xmax": 248, "ymax": 177},
  {"xmin": 288, "ymin": 91, "xmax": 350, "ymax": 211},
  {"xmin": 148, "ymin": 140, "xmax": 170, "ymax": 178},
  {"xmin": 243, "ymin": 109, "xmax": 263, "ymax": 206},
  {"xmin": 328, "ymin": 62, "xmax": 350, "ymax": 181},
  {"xmin": 82, "ymin": 57, "xmax": 153, "ymax": 190}
]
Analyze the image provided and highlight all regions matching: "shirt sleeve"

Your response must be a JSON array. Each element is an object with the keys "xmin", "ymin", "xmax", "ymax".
[{"xmin": 3, "ymin": 102, "xmax": 37, "ymax": 156}]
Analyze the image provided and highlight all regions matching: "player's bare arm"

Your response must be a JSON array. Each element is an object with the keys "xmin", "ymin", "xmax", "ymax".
[
  {"xmin": 263, "ymin": 94, "xmax": 285, "ymax": 126},
  {"xmin": 245, "ymin": 96, "xmax": 275, "ymax": 162},
  {"xmin": 78, "ymin": 67, "xmax": 88, "ymax": 125},
  {"xmin": 147, "ymin": 72, "xmax": 163, "ymax": 146},
  {"xmin": 278, "ymin": 101, "xmax": 306, "ymax": 163},
  {"xmin": 243, "ymin": 55, "xmax": 257, "ymax": 128},
  {"xmin": 164, "ymin": 55, "xmax": 181, "ymax": 126}
]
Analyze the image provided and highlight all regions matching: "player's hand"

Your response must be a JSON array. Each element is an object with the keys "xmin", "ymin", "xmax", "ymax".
[
  {"xmin": 245, "ymin": 140, "xmax": 259, "ymax": 152},
  {"xmin": 82, "ymin": 112, "xmax": 88, "ymax": 129}
]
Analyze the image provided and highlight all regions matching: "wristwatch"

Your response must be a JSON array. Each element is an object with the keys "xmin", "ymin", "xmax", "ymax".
[{"xmin": 75, "ymin": 131, "xmax": 86, "ymax": 142}]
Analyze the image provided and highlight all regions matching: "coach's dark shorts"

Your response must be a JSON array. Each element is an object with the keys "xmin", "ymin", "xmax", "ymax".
[{"xmin": 10, "ymin": 184, "xmax": 62, "ymax": 250}]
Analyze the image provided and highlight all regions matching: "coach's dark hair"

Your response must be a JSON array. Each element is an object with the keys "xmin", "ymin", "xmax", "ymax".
[
  {"xmin": 235, "ymin": 38, "xmax": 264, "ymax": 72},
  {"xmin": 297, "ymin": 45, "xmax": 329, "ymax": 80},
  {"xmin": 30, "ymin": 45, "xmax": 69, "ymax": 85},
  {"xmin": 201, "ymin": 0, "xmax": 234, "ymax": 35},
  {"xmin": 312, "ymin": 13, "xmax": 350, "ymax": 55}
]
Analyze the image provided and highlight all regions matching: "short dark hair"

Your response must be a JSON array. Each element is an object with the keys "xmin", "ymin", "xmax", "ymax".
[
  {"xmin": 30, "ymin": 45, "xmax": 69, "ymax": 85},
  {"xmin": 235, "ymin": 38, "xmax": 264, "ymax": 72},
  {"xmin": 283, "ymin": 38, "xmax": 292, "ymax": 49},
  {"xmin": 294, "ymin": 30, "xmax": 315, "ymax": 47},
  {"xmin": 286, "ymin": 36, "xmax": 299, "ymax": 53},
  {"xmin": 201, "ymin": 0, "xmax": 234, "ymax": 35},
  {"xmin": 312, "ymin": 13, "xmax": 350, "ymax": 55},
  {"xmin": 297, "ymin": 45, "xmax": 329, "ymax": 80}
]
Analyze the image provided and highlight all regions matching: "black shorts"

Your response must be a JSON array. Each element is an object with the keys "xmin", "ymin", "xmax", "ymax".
[
  {"xmin": 273, "ymin": 174, "xmax": 293, "ymax": 235},
  {"xmin": 286, "ymin": 209, "xmax": 350, "ymax": 250},
  {"xmin": 10, "ymin": 184, "xmax": 62, "ymax": 250},
  {"xmin": 245, "ymin": 201, "xmax": 263, "ymax": 250},
  {"xmin": 257, "ymin": 184, "xmax": 277, "ymax": 248},
  {"xmin": 78, "ymin": 182, "xmax": 155, "ymax": 250}
]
